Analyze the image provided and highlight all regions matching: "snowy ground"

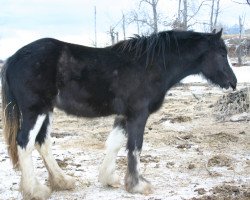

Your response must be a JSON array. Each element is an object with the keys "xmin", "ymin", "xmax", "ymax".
[{"xmin": 0, "ymin": 66, "xmax": 249, "ymax": 200}]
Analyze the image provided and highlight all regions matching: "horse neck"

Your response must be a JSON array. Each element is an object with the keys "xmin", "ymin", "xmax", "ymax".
[{"xmin": 157, "ymin": 51, "xmax": 201, "ymax": 90}]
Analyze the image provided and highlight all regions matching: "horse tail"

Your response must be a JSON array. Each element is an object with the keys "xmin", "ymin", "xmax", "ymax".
[{"xmin": 1, "ymin": 60, "xmax": 20, "ymax": 169}]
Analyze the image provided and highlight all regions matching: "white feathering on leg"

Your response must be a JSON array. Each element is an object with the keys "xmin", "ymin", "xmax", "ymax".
[
  {"xmin": 99, "ymin": 126, "xmax": 126, "ymax": 187},
  {"xmin": 37, "ymin": 113, "xmax": 75, "ymax": 191},
  {"xmin": 18, "ymin": 114, "xmax": 51, "ymax": 199}
]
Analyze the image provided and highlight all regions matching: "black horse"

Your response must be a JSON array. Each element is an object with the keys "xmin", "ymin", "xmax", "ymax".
[{"xmin": 1, "ymin": 29, "xmax": 237, "ymax": 199}]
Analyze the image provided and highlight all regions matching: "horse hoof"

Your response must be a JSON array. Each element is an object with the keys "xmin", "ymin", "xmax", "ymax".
[
  {"xmin": 108, "ymin": 174, "xmax": 121, "ymax": 188},
  {"xmin": 125, "ymin": 176, "xmax": 153, "ymax": 195},
  {"xmin": 50, "ymin": 174, "xmax": 76, "ymax": 191},
  {"xmin": 99, "ymin": 173, "xmax": 121, "ymax": 188},
  {"xmin": 22, "ymin": 183, "xmax": 51, "ymax": 200}
]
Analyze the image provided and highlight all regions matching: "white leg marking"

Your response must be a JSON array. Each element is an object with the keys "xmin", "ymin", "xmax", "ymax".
[
  {"xmin": 125, "ymin": 150, "xmax": 152, "ymax": 195},
  {"xmin": 27, "ymin": 114, "xmax": 46, "ymax": 150},
  {"xmin": 18, "ymin": 114, "xmax": 51, "ymax": 199},
  {"xmin": 99, "ymin": 126, "xmax": 126, "ymax": 187},
  {"xmin": 37, "ymin": 113, "xmax": 75, "ymax": 191},
  {"xmin": 133, "ymin": 150, "xmax": 141, "ymax": 174},
  {"xmin": 132, "ymin": 150, "xmax": 152, "ymax": 194}
]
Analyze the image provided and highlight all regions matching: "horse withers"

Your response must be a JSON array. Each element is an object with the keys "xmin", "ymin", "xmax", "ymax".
[{"xmin": 1, "ymin": 29, "xmax": 237, "ymax": 199}]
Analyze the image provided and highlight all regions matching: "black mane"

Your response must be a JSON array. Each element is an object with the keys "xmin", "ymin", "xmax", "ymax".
[{"xmin": 111, "ymin": 30, "xmax": 212, "ymax": 68}]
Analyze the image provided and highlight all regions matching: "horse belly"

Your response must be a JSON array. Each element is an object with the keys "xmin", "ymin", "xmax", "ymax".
[{"xmin": 55, "ymin": 89, "xmax": 114, "ymax": 117}]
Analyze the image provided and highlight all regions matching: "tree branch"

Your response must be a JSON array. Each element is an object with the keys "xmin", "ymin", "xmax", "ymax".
[
  {"xmin": 231, "ymin": 0, "xmax": 248, "ymax": 4},
  {"xmin": 187, "ymin": 0, "xmax": 210, "ymax": 23},
  {"xmin": 140, "ymin": 0, "xmax": 153, "ymax": 6},
  {"xmin": 140, "ymin": 0, "xmax": 159, "ymax": 7}
]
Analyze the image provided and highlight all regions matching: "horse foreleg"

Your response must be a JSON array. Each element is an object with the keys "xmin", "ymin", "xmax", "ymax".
[
  {"xmin": 36, "ymin": 113, "xmax": 75, "ymax": 191},
  {"xmin": 99, "ymin": 116, "xmax": 126, "ymax": 187},
  {"xmin": 125, "ymin": 111, "xmax": 153, "ymax": 195},
  {"xmin": 17, "ymin": 114, "xmax": 51, "ymax": 200}
]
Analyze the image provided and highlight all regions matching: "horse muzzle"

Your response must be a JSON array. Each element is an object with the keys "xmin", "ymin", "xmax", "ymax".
[
  {"xmin": 225, "ymin": 69, "xmax": 237, "ymax": 90},
  {"xmin": 229, "ymin": 81, "xmax": 237, "ymax": 90}
]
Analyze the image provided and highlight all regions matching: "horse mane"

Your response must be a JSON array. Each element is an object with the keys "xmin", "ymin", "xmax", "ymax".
[{"xmin": 110, "ymin": 30, "xmax": 211, "ymax": 68}]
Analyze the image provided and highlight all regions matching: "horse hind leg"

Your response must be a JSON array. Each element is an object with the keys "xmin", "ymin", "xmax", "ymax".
[
  {"xmin": 36, "ymin": 113, "xmax": 76, "ymax": 191},
  {"xmin": 17, "ymin": 113, "xmax": 51, "ymax": 200},
  {"xmin": 99, "ymin": 116, "xmax": 127, "ymax": 187}
]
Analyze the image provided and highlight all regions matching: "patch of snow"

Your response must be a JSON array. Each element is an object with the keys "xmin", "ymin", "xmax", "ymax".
[
  {"xmin": 162, "ymin": 120, "xmax": 192, "ymax": 132},
  {"xmin": 232, "ymin": 66, "xmax": 250, "ymax": 83},
  {"xmin": 182, "ymin": 74, "xmax": 207, "ymax": 84},
  {"xmin": 230, "ymin": 112, "xmax": 250, "ymax": 122},
  {"xmin": 182, "ymin": 65, "xmax": 250, "ymax": 84}
]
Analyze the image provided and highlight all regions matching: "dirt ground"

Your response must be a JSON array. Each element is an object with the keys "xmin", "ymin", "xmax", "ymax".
[{"xmin": 0, "ymin": 82, "xmax": 249, "ymax": 200}]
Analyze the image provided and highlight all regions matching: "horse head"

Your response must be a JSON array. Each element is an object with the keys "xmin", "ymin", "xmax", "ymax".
[{"xmin": 200, "ymin": 29, "xmax": 237, "ymax": 90}]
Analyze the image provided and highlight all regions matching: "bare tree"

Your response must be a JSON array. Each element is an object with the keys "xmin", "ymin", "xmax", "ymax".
[
  {"xmin": 122, "ymin": 13, "xmax": 126, "ymax": 40},
  {"xmin": 173, "ymin": 0, "xmax": 208, "ymax": 30},
  {"xmin": 183, "ymin": 0, "xmax": 188, "ymax": 30},
  {"xmin": 178, "ymin": 0, "xmax": 182, "ymax": 21},
  {"xmin": 151, "ymin": 0, "xmax": 159, "ymax": 32},
  {"xmin": 237, "ymin": 15, "xmax": 245, "ymax": 65},
  {"xmin": 128, "ymin": 0, "xmax": 160, "ymax": 34},
  {"xmin": 107, "ymin": 13, "xmax": 126, "ymax": 45},
  {"xmin": 231, "ymin": 0, "xmax": 250, "ymax": 4},
  {"xmin": 109, "ymin": 27, "xmax": 115, "ymax": 45},
  {"xmin": 139, "ymin": 0, "xmax": 159, "ymax": 33},
  {"xmin": 213, "ymin": 0, "xmax": 220, "ymax": 29},
  {"xmin": 210, "ymin": 0, "xmax": 215, "ymax": 31},
  {"xmin": 94, "ymin": 6, "xmax": 97, "ymax": 47},
  {"xmin": 172, "ymin": 0, "xmax": 185, "ymax": 30},
  {"xmin": 210, "ymin": 0, "xmax": 221, "ymax": 31},
  {"xmin": 115, "ymin": 32, "xmax": 119, "ymax": 43},
  {"xmin": 133, "ymin": 11, "xmax": 141, "ymax": 34}
]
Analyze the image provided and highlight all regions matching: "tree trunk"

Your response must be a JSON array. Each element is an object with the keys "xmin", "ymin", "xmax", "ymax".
[
  {"xmin": 183, "ymin": 0, "xmax": 188, "ymax": 30},
  {"xmin": 210, "ymin": 0, "xmax": 215, "ymax": 31},
  {"xmin": 110, "ymin": 27, "xmax": 115, "ymax": 45},
  {"xmin": 94, "ymin": 6, "xmax": 97, "ymax": 47},
  {"xmin": 213, "ymin": 0, "xmax": 220, "ymax": 29},
  {"xmin": 237, "ymin": 16, "xmax": 243, "ymax": 66},
  {"xmin": 178, "ymin": 0, "xmax": 182, "ymax": 21},
  {"xmin": 122, "ymin": 13, "xmax": 126, "ymax": 40},
  {"xmin": 152, "ymin": 0, "xmax": 158, "ymax": 33},
  {"xmin": 116, "ymin": 32, "xmax": 119, "ymax": 43}
]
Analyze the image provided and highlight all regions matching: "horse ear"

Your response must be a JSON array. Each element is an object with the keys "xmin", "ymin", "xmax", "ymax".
[
  {"xmin": 212, "ymin": 29, "xmax": 216, "ymax": 34},
  {"xmin": 215, "ymin": 28, "xmax": 223, "ymax": 39}
]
